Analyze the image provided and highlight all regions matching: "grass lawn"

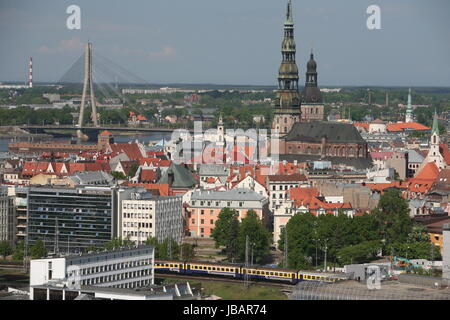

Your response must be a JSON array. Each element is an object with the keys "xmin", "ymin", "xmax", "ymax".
[
  {"xmin": 200, "ymin": 281, "xmax": 288, "ymax": 300},
  {"xmin": 158, "ymin": 277, "xmax": 288, "ymax": 300}
]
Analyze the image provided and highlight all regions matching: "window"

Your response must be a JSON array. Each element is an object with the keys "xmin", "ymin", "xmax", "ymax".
[
  {"xmin": 210, "ymin": 219, "xmax": 213, "ymax": 225},
  {"xmin": 201, "ymin": 219, "xmax": 204, "ymax": 224}
]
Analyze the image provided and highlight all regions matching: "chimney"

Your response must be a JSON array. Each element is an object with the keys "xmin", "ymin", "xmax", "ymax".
[{"xmin": 28, "ymin": 57, "xmax": 33, "ymax": 88}]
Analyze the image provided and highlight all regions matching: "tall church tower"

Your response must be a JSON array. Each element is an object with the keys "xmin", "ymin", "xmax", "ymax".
[
  {"xmin": 217, "ymin": 114, "xmax": 225, "ymax": 148},
  {"xmin": 405, "ymin": 88, "xmax": 414, "ymax": 123},
  {"xmin": 301, "ymin": 50, "xmax": 324, "ymax": 122},
  {"xmin": 272, "ymin": 0, "xmax": 301, "ymax": 134},
  {"xmin": 428, "ymin": 111, "xmax": 443, "ymax": 166},
  {"xmin": 417, "ymin": 110, "xmax": 445, "ymax": 173}
]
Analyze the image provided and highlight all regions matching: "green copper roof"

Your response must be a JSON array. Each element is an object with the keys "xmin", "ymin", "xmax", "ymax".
[
  {"xmin": 406, "ymin": 88, "xmax": 413, "ymax": 114},
  {"xmin": 158, "ymin": 163, "xmax": 198, "ymax": 188},
  {"xmin": 432, "ymin": 110, "xmax": 439, "ymax": 135}
]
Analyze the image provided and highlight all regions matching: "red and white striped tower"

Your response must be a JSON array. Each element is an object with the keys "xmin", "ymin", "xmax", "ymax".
[{"xmin": 28, "ymin": 57, "xmax": 33, "ymax": 88}]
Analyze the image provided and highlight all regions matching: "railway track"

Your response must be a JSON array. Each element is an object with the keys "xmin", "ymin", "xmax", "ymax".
[
  {"xmin": 154, "ymin": 271, "xmax": 294, "ymax": 291},
  {"xmin": 0, "ymin": 264, "xmax": 25, "ymax": 270}
]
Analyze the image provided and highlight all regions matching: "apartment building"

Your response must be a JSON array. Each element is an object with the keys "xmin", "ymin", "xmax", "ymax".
[
  {"xmin": 267, "ymin": 174, "xmax": 309, "ymax": 211},
  {"xmin": 27, "ymin": 186, "xmax": 117, "ymax": 253},
  {"xmin": 187, "ymin": 188, "xmax": 269, "ymax": 238},
  {"xmin": 118, "ymin": 187, "xmax": 183, "ymax": 244}
]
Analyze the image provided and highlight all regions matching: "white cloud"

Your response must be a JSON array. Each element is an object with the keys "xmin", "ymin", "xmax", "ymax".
[
  {"xmin": 38, "ymin": 37, "xmax": 84, "ymax": 54},
  {"xmin": 108, "ymin": 44, "xmax": 176, "ymax": 60},
  {"xmin": 147, "ymin": 46, "xmax": 176, "ymax": 59}
]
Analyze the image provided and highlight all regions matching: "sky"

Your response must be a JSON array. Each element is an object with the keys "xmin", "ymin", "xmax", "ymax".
[{"xmin": 0, "ymin": 0, "xmax": 449, "ymax": 87}]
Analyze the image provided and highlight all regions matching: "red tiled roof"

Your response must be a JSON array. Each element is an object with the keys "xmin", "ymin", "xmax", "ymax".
[
  {"xmin": 387, "ymin": 122, "xmax": 430, "ymax": 132},
  {"xmin": 415, "ymin": 162, "xmax": 440, "ymax": 181},
  {"xmin": 136, "ymin": 115, "xmax": 148, "ymax": 121},
  {"xmin": 276, "ymin": 162, "xmax": 307, "ymax": 175},
  {"xmin": 289, "ymin": 187, "xmax": 319, "ymax": 206},
  {"xmin": 140, "ymin": 169, "xmax": 158, "ymax": 183},
  {"xmin": 206, "ymin": 177, "xmax": 217, "ymax": 183},
  {"xmin": 353, "ymin": 122, "xmax": 370, "ymax": 130},
  {"xmin": 22, "ymin": 161, "xmax": 111, "ymax": 177},
  {"xmin": 370, "ymin": 151, "xmax": 393, "ymax": 160},
  {"xmin": 268, "ymin": 173, "xmax": 308, "ymax": 182},
  {"xmin": 125, "ymin": 183, "xmax": 171, "ymax": 196},
  {"xmin": 109, "ymin": 143, "xmax": 144, "ymax": 161},
  {"xmin": 440, "ymin": 144, "xmax": 450, "ymax": 165}
]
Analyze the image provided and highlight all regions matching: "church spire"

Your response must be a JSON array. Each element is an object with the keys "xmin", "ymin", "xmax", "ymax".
[
  {"xmin": 272, "ymin": 0, "xmax": 301, "ymax": 134},
  {"xmin": 405, "ymin": 88, "xmax": 413, "ymax": 123},
  {"xmin": 286, "ymin": 0, "xmax": 293, "ymax": 24},
  {"xmin": 432, "ymin": 109, "xmax": 439, "ymax": 135}
]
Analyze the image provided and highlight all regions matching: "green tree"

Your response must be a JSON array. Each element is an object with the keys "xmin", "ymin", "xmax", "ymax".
[
  {"xmin": 227, "ymin": 216, "xmax": 240, "ymax": 262},
  {"xmin": 180, "ymin": 243, "xmax": 195, "ymax": 261},
  {"xmin": 337, "ymin": 241, "xmax": 382, "ymax": 265},
  {"xmin": 85, "ymin": 245, "xmax": 100, "ymax": 253},
  {"xmin": 145, "ymin": 237, "xmax": 161, "ymax": 257},
  {"xmin": 387, "ymin": 241, "xmax": 441, "ymax": 260},
  {"xmin": 279, "ymin": 212, "xmax": 316, "ymax": 269},
  {"xmin": 29, "ymin": 240, "xmax": 48, "ymax": 259},
  {"xmin": 0, "ymin": 241, "xmax": 12, "ymax": 258},
  {"xmin": 211, "ymin": 208, "xmax": 240, "ymax": 260},
  {"xmin": 158, "ymin": 237, "xmax": 180, "ymax": 259},
  {"xmin": 105, "ymin": 237, "xmax": 134, "ymax": 250},
  {"xmin": 111, "ymin": 171, "xmax": 127, "ymax": 180},
  {"xmin": 12, "ymin": 241, "xmax": 24, "ymax": 261},
  {"xmin": 373, "ymin": 189, "xmax": 413, "ymax": 246},
  {"xmin": 237, "ymin": 210, "xmax": 271, "ymax": 264}
]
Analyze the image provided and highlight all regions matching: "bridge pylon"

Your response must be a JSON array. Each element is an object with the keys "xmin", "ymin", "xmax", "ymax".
[{"xmin": 78, "ymin": 42, "xmax": 99, "ymax": 138}]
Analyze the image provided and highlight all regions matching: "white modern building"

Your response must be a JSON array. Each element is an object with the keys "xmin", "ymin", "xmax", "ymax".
[
  {"xmin": 30, "ymin": 246, "xmax": 155, "ymax": 300},
  {"xmin": 118, "ymin": 187, "xmax": 183, "ymax": 244},
  {"xmin": 267, "ymin": 174, "xmax": 309, "ymax": 211}
]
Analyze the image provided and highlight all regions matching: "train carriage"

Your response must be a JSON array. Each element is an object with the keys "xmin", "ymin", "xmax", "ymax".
[
  {"xmin": 154, "ymin": 260, "xmax": 183, "ymax": 273},
  {"xmin": 185, "ymin": 261, "xmax": 241, "ymax": 279},
  {"xmin": 242, "ymin": 266, "xmax": 298, "ymax": 284},
  {"xmin": 153, "ymin": 259, "xmax": 346, "ymax": 285}
]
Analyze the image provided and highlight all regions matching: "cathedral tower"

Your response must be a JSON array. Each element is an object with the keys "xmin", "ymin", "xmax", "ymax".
[
  {"xmin": 272, "ymin": 0, "xmax": 301, "ymax": 134},
  {"xmin": 301, "ymin": 50, "xmax": 324, "ymax": 122}
]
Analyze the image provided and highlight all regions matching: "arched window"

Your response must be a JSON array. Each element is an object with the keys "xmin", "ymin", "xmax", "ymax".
[{"xmin": 349, "ymin": 147, "xmax": 354, "ymax": 157}]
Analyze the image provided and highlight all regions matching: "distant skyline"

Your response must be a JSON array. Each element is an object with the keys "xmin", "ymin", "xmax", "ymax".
[{"xmin": 0, "ymin": 0, "xmax": 449, "ymax": 87}]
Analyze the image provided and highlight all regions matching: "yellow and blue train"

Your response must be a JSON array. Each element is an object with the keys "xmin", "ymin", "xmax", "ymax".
[{"xmin": 154, "ymin": 259, "xmax": 345, "ymax": 284}]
